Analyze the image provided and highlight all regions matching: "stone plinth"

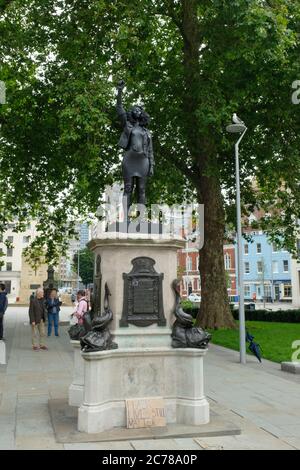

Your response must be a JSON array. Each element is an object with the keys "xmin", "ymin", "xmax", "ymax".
[
  {"xmin": 0, "ymin": 340, "xmax": 6, "ymax": 365},
  {"xmin": 88, "ymin": 233, "xmax": 185, "ymax": 349},
  {"xmin": 78, "ymin": 347, "xmax": 209, "ymax": 434},
  {"xmin": 68, "ymin": 341, "xmax": 84, "ymax": 407}
]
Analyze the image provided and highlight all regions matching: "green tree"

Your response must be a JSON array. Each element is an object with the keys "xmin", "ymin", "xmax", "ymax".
[
  {"xmin": 73, "ymin": 248, "xmax": 94, "ymax": 288},
  {"xmin": 0, "ymin": 0, "xmax": 300, "ymax": 328}
]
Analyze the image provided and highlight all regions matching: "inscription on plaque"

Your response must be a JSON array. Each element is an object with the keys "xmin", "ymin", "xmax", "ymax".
[
  {"xmin": 120, "ymin": 257, "xmax": 165, "ymax": 327},
  {"xmin": 133, "ymin": 279, "xmax": 155, "ymax": 314}
]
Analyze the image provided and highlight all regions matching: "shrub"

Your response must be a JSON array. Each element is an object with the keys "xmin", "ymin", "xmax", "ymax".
[{"xmin": 232, "ymin": 308, "xmax": 300, "ymax": 323}]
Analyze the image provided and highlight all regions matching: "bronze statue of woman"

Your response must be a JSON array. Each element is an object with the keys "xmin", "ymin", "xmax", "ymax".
[{"xmin": 116, "ymin": 80, "xmax": 154, "ymax": 220}]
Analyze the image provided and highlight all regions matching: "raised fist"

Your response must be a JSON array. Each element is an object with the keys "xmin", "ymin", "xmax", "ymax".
[{"xmin": 117, "ymin": 79, "xmax": 125, "ymax": 90}]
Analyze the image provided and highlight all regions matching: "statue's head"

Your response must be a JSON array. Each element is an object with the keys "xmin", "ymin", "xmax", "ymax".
[{"xmin": 127, "ymin": 105, "xmax": 150, "ymax": 127}]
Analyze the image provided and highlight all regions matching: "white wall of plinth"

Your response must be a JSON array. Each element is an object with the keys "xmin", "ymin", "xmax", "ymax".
[
  {"xmin": 68, "ymin": 341, "xmax": 84, "ymax": 407},
  {"xmin": 78, "ymin": 347, "xmax": 209, "ymax": 434}
]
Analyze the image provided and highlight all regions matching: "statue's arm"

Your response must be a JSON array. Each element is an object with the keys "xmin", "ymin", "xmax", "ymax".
[{"xmin": 116, "ymin": 81, "xmax": 127, "ymax": 127}]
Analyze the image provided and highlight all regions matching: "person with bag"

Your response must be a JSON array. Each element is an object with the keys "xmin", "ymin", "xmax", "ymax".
[
  {"xmin": 0, "ymin": 283, "xmax": 8, "ymax": 340},
  {"xmin": 46, "ymin": 288, "xmax": 61, "ymax": 337},
  {"xmin": 68, "ymin": 290, "xmax": 89, "ymax": 340}
]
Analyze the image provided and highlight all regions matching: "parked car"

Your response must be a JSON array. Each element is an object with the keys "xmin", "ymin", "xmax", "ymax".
[{"xmin": 188, "ymin": 293, "xmax": 201, "ymax": 303}]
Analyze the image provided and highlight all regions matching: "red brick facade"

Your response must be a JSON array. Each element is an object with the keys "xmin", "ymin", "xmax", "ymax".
[{"xmin": 178, "ymin": 242, "xmax": 237, "ymax": 299}]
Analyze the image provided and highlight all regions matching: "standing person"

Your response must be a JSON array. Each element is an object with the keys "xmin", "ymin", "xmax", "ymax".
[
  {"xmin": 0, "ymin": 283, "xmax": 8, "ymax": 340},
  {"xmin": 46, "ymin": 288, "xmax": 61, "ymax": 337},
  {"xmin": 29, "ymin": 288, "xmax": 48, "ymax": 351},
  {"xmin": 72, "ymin": 290, "xmax": 88, "ymax": 325}
]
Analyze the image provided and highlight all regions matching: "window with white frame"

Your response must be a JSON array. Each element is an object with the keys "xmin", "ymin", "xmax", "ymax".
[
  {"xmin": 6, "ymin": 247, "xmax": 13, "ymax": 257},
  {"xmin": 256, "ymin": 286, "xmax": 261, "ymax": 297},
  {"xmin": 244, "ymin": 285, "xmax": 250, "ymax": 298},
  {"xmin": 272, "ymin": 261, "xmax": 278, "ymax": 273},
  {"xmin": 186, "ymin": 256, "xmax": 193, "ymax": 271},
  {"xmin": 257, "ymin": 261, "xmax": 263, "ymax": 274},
  {"xmin": 264, "ymin": 285, "xmax": 272, "ymax": 298},
  {"xmin": 283, "ymin": 284, "xmax": 292, "ymax": 297},
  {"xmin": 256, "ymin": 243, "xmax": 262, "ymax": 254},
  {"xmin": 224, "ymin": 253, "xmax": 231, "ymax": 270},
  {"xmin": 6, "ymin": 262, "xmax": 12, "ymax": 271},
  {"xmin": 283, "ymin": 260, "xmax": 289, "ymax": 272},
  {"xmin": 244, "ymin": 244, "xmax": 249, "ymax": 255},
  {"xmin": 244, "ymin": 262, "xmax": 250, "ymax": 274},
  {"xmin": 272, "ymin": 243, "xmax": 279, "ymax": 252}
]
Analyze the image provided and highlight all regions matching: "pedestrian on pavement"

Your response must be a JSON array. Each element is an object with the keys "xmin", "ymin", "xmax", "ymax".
[
  {"xmin": 29, "ymin": 287, "xmax": 48, "ymax": 351},
  {"xmin": 29, "ymin": 291, "xmax": 35, "ymax": 302},
  {"xmin": 0, "ymin": 283, "xmax": 8, "ymax": 340},
  {"xmin": 46, "ymin": 288, "xmax": 61, "ymax": 337},
  {"xmin": 71, "ymin": 290, "xmax": 88, "ymax": 325}
]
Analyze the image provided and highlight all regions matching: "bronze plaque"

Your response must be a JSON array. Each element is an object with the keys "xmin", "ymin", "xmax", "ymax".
[{"xmin": 120, "ymin": 257, "xmax": 165, "ymax": 327}]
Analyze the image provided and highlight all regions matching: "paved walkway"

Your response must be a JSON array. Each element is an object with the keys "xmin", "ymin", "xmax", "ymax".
[{"xmin": 0, "ymin": 306, "xmax": 299, "ymax": 450}]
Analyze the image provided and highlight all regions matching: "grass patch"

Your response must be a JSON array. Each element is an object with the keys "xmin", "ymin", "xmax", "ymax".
[{"xmin": 208, "ymin": 321, "xmax": 300, "ymax": 363}]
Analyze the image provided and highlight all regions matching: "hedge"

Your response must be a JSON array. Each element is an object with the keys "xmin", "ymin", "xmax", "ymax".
[
  {"xmin": 182, "ymin": 306, "xmax": 300, "ymax": 323},
  {"xmin": 232, "ymin": 308, "xmax": 300, "ymax": 323}
]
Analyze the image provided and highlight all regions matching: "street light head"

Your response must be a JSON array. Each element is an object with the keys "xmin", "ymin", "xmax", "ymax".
[{"xmin": 226, "ymin": 124, "xmax": 247, "ymax": 134}]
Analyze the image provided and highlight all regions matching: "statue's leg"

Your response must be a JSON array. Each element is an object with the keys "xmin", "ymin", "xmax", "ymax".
[
  {"xmin": 136, "ymin": 177, "xmax": 147, "ymax": 219},
  {"xmin": 123, "ymin": 177, "xmax": 133, "ymax": 220}
]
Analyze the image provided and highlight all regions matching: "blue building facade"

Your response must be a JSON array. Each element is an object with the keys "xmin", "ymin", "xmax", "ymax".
[{"xmin": 236, "ymin": 232, "xmax": 292, "ymax": 302}]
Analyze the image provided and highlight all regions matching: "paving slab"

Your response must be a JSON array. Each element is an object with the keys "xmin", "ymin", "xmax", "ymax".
[
  {"xmin": 64, "ymin": 442, "xmax": 134, "ymax": 450},
  {"xmin": 49, "ymin": 399, "xmax": 241, "ymax": 444}
]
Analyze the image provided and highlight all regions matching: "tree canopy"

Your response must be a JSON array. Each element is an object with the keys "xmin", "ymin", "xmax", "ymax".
[{"xmin": 1, "ymin": 0, "xmax": 300, "ymax": 326}]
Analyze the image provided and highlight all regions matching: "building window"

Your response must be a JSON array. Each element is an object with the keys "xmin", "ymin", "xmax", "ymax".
[
  {"xmin": 196, "ymin": 256, "xmax": 199, "ymax": 272},
  {"xmin": 224, "ymin": 253, "xmax": 231, "ymax": 270},
  {"xmin": 272, "ymin": 243, "xmax": 279, "ymax": 252},
  {"xmin": 6, "ymin": 247, "xmax": 13, "ymax": 257},
  {"xmin": 256, "ymin": 286, "xmax": 261, "ymax": 297},
  {"xmin": 283, "ymin": 260, "xmax": 289, "ymax": 273},
  {"xmin": 264, "ymin": 285, "xmax": 272, "ymax": 298},
  {"xmin": 257, "ymin": 243, "xmax": 262, "ymax": 254},
  {"xmin": 257, "ymin": 261, "xmax": 263, "ymax": 274},
  {"xmin": 7, "ymin": 236, "xmax": 13, "ymax": 243},
  {"xmin": 6, "ymin": 262, "xmax": 12, "ymax": 271},
  {"xmin": 244, "ymin": 244, "xmax": 249, "ymax": 255},
  {"xmin": 244, "ymin": 262, "xmax": 250, "ymax": 274},
  {"xmin": 283, "ymin": 284, "xmax": 292, "ymax": 297},
  {"xmin": 272, "ymin": 261, "xmax": 279, "ymax": 273},
  {"xmin": 244, "ymin": 285, "xmax": 250, "ymax": 298},
  {"xmin": 186, "ymin": 256, "xmax": 193, "ymax": 272},
  {"xmin": 23, "ymin": 236, "xmax": 30, "ymax": 243}
]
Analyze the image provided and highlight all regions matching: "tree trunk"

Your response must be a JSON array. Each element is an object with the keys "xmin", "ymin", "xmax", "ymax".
[
  {"xmin": 196, "ymin": 175, "xmax": 236, "ymax": 329},
  {"xmin": 181, "ymin": 0, "xmax": 235, "ymax": 329}
]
